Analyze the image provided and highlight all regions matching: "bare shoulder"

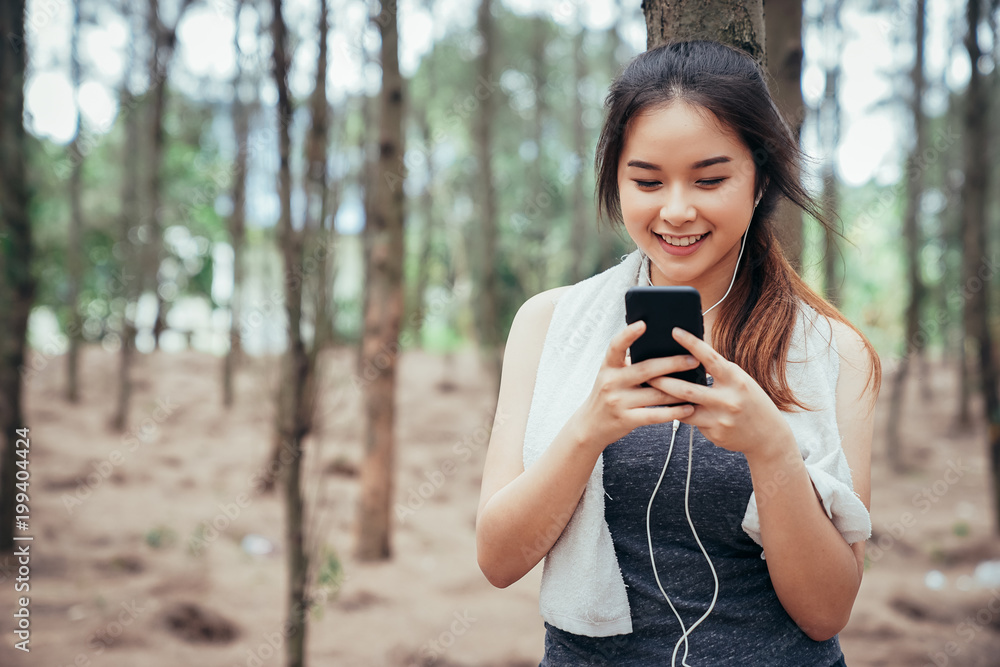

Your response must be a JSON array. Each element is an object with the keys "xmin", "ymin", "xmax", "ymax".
[
  {"xmin": 500, "ymin": 284, "xmax": 574, "ymax": 398},
  {"xmin": 828, "ymin": 319, "xmax": 875, "ymax": 374},
  {"xmin": 827, "ymin": 319, "xmax": 880, "ymax": 407},
  {"xmin": 510, "ymin": 285, "xmax": 573, "ymax": 336}
]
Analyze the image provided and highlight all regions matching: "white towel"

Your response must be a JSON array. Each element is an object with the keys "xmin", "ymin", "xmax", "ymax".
[{"xmin": 521, "ymin": 248, "xmax": 872, "ymax": 637}]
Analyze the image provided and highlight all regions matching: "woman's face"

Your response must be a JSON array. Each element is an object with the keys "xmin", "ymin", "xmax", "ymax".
[{"xmin": 617, "ymin": 101, "xmax": 758, "ymax": 300}]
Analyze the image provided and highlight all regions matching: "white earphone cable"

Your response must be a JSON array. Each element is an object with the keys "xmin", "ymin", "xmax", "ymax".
[
  {"xmin": 647, "ymin": 421, "xmax": 720, "ymax": 667},
  {"xmin": 701, "ymin": 226, "xmax": 749, "ymax": 317},
  {"xmin": 644, "ymin": 201, "xmax": 755, "ymax": 664}
]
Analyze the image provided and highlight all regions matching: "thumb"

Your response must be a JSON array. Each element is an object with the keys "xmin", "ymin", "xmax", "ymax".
[{"xmin": 607, "ymin": 320, "xmax": 645, "ymax": 368}]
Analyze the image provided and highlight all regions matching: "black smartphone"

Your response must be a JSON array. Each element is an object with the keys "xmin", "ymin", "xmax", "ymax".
[{"xmin": 624, "ymin": 286, "xmax": 708, "ymax": 386}]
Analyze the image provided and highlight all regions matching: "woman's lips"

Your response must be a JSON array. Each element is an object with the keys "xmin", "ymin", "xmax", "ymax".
[{"xmin": 657, "ymin": 232, "xmax": 709, "ymax": 256}]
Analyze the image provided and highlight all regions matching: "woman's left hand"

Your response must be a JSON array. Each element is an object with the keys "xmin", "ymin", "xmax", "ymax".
[{"xmin": 647, "ymin": 327, "xmax": 793, "ymax": 459}]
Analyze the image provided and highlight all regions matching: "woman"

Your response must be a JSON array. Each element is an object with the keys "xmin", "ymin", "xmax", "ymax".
[{"xmin": 476, "ymin": 41, "xmax": 880, "ymax": 666}]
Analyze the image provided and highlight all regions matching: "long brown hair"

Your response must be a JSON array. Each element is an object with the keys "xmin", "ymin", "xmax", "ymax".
[{"xmin": 595, "ymin": 40, "xmax": 880, "ymax": 410}]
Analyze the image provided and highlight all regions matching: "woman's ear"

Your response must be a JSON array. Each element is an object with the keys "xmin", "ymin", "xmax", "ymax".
[{"xmin": 755, "ymin": 176, "xmax": 770, "ymax": 207}]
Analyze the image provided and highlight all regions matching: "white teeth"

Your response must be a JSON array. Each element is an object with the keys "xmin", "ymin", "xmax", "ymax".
[{"xmin": 660, "ymin": 233, "xmax": 706, "ymax": 247}]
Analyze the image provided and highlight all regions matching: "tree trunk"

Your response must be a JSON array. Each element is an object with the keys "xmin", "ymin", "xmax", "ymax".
[
  {"xmin": 224, "ymin": 0, "xmax": 249, "ymax": 408},
  {"xmin": 271, "ymin": 1, "xmax": 315, "ymax": 664},
  {"xmin": 113, "ymin": 7, "xmax": 142, "ymax": 433},
  {"xmin": 643, "ymin": 0, "xmax": 765, "ymax": 62},
  {"xmin": 526, "ymin": 15, "xmax": 548, "ymax": 294},
  {"xmin": 765, "ymin": 0, "xmax": 804, "ymax": 269},
  {"xmin": 356, "ymin": 88, "xmax": 377, "ymax": 377},
  {"xmin": 144, "ymin": 0, "xmax": 195, "ymax": 349},
  {"xmin": 306, "ymin": 0, "xmax": 332, "ymax": 351},
  {"xmin": 0, "ymin": 0, "xmax": 35, "ymax": 552},
  {"xmin": 411, "ymin": 109, "xmax": 435, "ymax": 342},
  {"xmin": 887, "ymin": 0, "xmax": 927, "ymax": 472},
  {"xmin": 962, "ymin": 0, "xmax": 1000, "ymax": 532},
  {"xmin": 66, "ymin": 0, "xmax": 84, "ymax": 403},
  {"xmin": 355, "ymin": 0, "xmax": 406, "ymax": 562},
  {"xmin": 819, "ymin": 1, "xmax": 841, "ymax": 306},
  {"xmin": 473, "ymin": 0, "xmax": 501, "ymax": 391}
]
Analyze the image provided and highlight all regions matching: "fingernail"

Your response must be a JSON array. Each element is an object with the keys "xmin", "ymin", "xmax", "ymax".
[{"xmin": 684, "ymin": 355, "xmax": 696, "ymax": 365}]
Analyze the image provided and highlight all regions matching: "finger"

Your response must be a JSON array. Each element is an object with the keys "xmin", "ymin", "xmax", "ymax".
[
  {"xmin": 606, "ymin": 321, "xmax": 646, "ymax": 368},
  {"xmin": 633, "ymin": 403, "xmax": 695, "ymax": 426},
  {"xmin": 622, "ymin": 386, "xmax": 687, "ymax": 409},
  {"xmin": 654, "ymin": 375, "xmax": 714, "ymax": 407},
  {"xmin": 624, "ymin": 354, "xmax": 701, "ymax": 386},
  {"xmin": 671, "ymin": 327, "xmax": 730, "ymax": 379}
]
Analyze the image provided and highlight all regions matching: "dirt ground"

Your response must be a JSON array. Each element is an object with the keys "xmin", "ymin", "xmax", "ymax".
[{"xmin": 2, "ymin": 344, "xmax": 1000, "ymax": 667}]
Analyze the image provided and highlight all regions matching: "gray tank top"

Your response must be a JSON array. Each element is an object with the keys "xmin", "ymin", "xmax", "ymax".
[{"xmin": 540, "ymin": 413, "xmax": 845, "ymax": 666}]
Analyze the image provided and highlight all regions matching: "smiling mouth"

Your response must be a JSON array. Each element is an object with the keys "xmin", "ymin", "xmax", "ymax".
[{"xmin": 658, "ymin": 232, "xmax": 708, "ymax": 247}]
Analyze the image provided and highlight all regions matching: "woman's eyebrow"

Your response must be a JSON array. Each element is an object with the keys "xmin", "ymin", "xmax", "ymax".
[
  {"xmin": 625, "ymin": 156, "xmax": 733, "ymax": 170},
  {"xmin": 625, "ymin": 159, "xmax": 660, "ymax": 170},
  {"xmin": 691, "ymin": 155, "xmax": 732, "ymax": 169}
]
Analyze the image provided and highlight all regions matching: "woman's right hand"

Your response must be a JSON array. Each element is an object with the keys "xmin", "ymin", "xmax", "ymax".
[{"xmin": 569, "ymin": 320, "xmax": 699, "ymax": 453}]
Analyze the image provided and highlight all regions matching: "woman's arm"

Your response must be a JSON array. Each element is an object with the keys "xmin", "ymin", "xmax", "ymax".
[
  {"xmin": 751, "ymin": 320, "xmax": 874, "ymax": 640},
  {"xmin": 653, "ymin": 323, "xmax": 876, "ymax": 641},
  {"xmin": 476, "ymin": 286, "xmax": 601, "ymax": 588},
  {"xmin": 476, "ymin": 291, "xmax": 697, "ymax": 588}
]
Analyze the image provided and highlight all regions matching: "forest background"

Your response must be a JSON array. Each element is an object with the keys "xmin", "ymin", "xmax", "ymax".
[{"xmin": 1, "ymin": 0, "xmax": 1000, "ymax": 665}]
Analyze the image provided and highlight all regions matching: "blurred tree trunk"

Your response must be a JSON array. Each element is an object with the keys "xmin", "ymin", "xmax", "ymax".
[
  {"xmin": 411, "ymin": 107, "xmax": 435, "ymax": 342},
  {"xmin": 526, "ymin": 16, "xmax": 548, "ymax": 294},
  {"xmin": 765, "ymin": 0, "xmax": 804, "ymax": 270},
  {"xmin": 887, "ymin": 0, "xmax": 928, "ymax": 472},
  {"xmin": 473, "ymin": 0, "xmax": 502, "ymax": 392},
  {"xmin": 643, "ymin": 0, "xmax": 765, "ymax": 62},
  {"xmin": 307, "ymin": 0, "xmax": 332, "ymax": 351},
  {"xmin": 270, "ymin": 1, "xmax": 317, "ymax": 664},
  {"xmin": 0, "ymin": 0, "xmax": 34, "ymax": 552},
  {"xmin": 113, "ymin": 3, "xmax": 142, "ymax": 432},
  {"xmin": 145, "ymin": 0, "xmax": 195, "ymax": 349},
  {"xmin": 356, "ymin": 63, "xmax": 377, "ymax": 377},
  {"xmin": 570, "ymin": 19, "xmax": 590, "ymax": 284},
  {"xmin": 224, "ymin": 0, "xmax": 249, "ymax": 408},
  {"xmin": 356, "ymin": 0, "xmax": 406, "ymax": 561},
  {"xmin": 962, "ymin": 0, "xmax": 1000, "ymax": 531},
  {"xmin": 819, "ymin": 0, "xmax": 842, "ymax": 305},
  {"xmin": 66, "ymin": 0, "xmax": 85, "ymax": 403}
]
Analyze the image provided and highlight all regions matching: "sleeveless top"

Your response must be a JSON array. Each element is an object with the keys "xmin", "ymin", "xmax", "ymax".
[{"xmin": 539, "ymin": 407, "xmax": 845, "ymax": 666}]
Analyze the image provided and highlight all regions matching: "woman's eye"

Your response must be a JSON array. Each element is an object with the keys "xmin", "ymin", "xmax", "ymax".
[
  {"xmin": 698, "ymin": 178, "xmax": 726, "ymax": 186},
  {"xmin": 634, "ymin": 180, "xmax": 660, "ymax": 189}
]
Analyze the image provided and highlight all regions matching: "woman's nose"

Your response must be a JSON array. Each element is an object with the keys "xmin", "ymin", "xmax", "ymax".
[{"xmin": 659, "ymin": 186, "xmax": 697, "ymax": 226}]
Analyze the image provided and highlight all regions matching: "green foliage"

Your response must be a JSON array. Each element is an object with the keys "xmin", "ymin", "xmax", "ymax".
[{"xmin": 28, "ymin": 88, "xmax": 232, "ymax": 344}]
